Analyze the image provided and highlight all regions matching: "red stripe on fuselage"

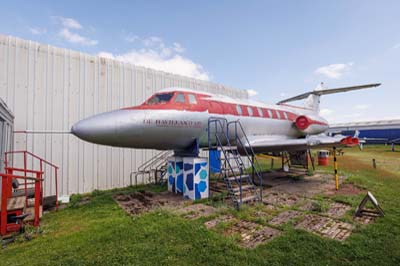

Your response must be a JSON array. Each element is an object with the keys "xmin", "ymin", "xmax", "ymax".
[{"xmin": 122, "ymin": 91, "xmax": 327, "ymax": 126}]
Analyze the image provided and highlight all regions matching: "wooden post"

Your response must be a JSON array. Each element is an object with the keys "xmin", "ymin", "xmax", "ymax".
[
  {"xmin": 333, "ymin": 147, "xmax": 339, "ymax": 190},
  {"xmin": 372, "ymin": 159, "xmax": 377, "ymax": 169},
  {"xmin": 271, "ymin": 158, "xmax": 274, "ymax": 169}
]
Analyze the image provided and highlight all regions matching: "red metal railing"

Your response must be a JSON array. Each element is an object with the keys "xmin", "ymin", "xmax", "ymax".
[
  {"xmin": 4, "ymin": 151, "xmax": 59, "ymax": 210},
  {"xmin": 0, "ymin": 172, "xmax": 43, "ymax": 235}
]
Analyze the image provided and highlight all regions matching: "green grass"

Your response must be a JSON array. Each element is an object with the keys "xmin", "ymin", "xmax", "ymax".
[{"xmin": 1, "ymin": 146, "xmax": 400, "ymax": 265}]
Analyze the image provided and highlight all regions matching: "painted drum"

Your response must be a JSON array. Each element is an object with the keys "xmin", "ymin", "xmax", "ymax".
[{"xmin": 318, "ymin": 150, "xmax": 330, "ymax": 166}]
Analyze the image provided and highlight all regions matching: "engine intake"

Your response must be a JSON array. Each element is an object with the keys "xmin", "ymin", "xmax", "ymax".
[{"xmin": 294, "ymin": 115, "xmax": 328, "ymax": 135}]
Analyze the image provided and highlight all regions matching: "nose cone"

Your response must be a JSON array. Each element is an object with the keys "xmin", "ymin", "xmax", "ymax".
[{"xmin": 71, "ymin": 110, "xmax": 142, "ymax": 146}]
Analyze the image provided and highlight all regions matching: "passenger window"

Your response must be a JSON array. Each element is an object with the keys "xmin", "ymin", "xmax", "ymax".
[
  {"xmin": 283, "ymin": 112, "xmax": 289, "ymax": 120},
  {"xmin": 247, "ymin": 106, "xmax": 253, "ymax": 116},
  {"xmin": 188, "ymin": 94, "xmax": 197, "ymax": 104},
  {"xmin": 257, "ymin": 107, "xmax": 263, "ymax": 117},
  {"xmin": 276, "ymin": 111, "xmax": 281, "ymax": 119},
  {"xmin": 174, "ymin": 93, "xmax": 186, "ymax": 103},
  {"xmin": 267, "ymin": 110, "xmax": 273, "ymax": 118},
  {"xmin": 236, "ymin": 105, "xmax": 243, "ymax": 115}
]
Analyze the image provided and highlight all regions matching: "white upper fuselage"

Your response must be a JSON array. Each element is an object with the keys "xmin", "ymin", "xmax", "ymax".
[{"xmin": 71, "ymin": 88, "xmax": 329, "ymax": 152}]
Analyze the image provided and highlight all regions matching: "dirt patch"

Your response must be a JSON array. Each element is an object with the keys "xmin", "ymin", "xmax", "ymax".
[
  {"xmin": 260, "ymin": 172, "xmax": 340, "ymax": 198},
  {"xmin": 298, "ymin": 200, "xmax": 322, "ymax": 212},
  {"xmin": 224, "ymin": 220, "xmax": 281, "ymax": 248},
  {"xmin": 262, "ymin": 192, "xmax": 301, "ymax": 207},
  {"xmin": 244, "ymin": 226, "xmax": 281, "ymax": 248},
  {"xmin": 295, "ymin": 214, "xmax": 354, "ymax": 241},
  {"xmin": 204, "ymin": 215, "xmax": 236, "ymax": 229},
  {"xmin": 324, "ymin": 202, "xmax": 352, "ymax": 218},
  {"xmin": 204, "ymin": 215, "xmax": 281, "ymax": 248},
  {"xmin": 269, "ymin": 210, "xmax": 302, "ymax": 226},
  {"xmin": 354, "ymin": 215, "xmax": 376, "ymax": 225},
  {"xmin": 113, "ymin": 191, "xmax": 184, "ymax": 215},
  {"xmin": 353, "ymin": 209, "xmax": 381, "ymax": 225},
  {"xmin": 250, "ymin": 209, "xmax": 273, "ymax": 220},
  {"xmin": 324, "ymin": 183, "xmax": 365, "ymax": 196},
  {"xmin": 175, "ymin": 204, "xmax": 217, "ymax": 220}
]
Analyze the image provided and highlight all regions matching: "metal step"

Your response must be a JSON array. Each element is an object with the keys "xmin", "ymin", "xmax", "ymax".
[
  {"xmin": 239, "ymin": 195, "xmax": 258, "ymax": 203},
  {"xmin": 221, "ymin": 146, "xmax": 238, "ymax": 151},
  {"xmin": 222, "ymin": 166, "xmax": 243, "ymax": 172},
  {"xmin": 221, "ymin": 155, "xmax": 241, "ymax": 160},
  {"xmin": 208, "ymin": 118, "xmax": 263, "ymax": 210},
  {"xmin": 225, "ymin": 174, "xmax": 250, "ymax": 182},
  {"xmin": 231, "ymin": 185, "xmax": 254, "ymax": 192}
]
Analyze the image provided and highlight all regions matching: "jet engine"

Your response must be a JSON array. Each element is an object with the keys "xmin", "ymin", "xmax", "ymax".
[{"xmin": 294, "ymin": 115, "xmax": 328, "ymax": 135}]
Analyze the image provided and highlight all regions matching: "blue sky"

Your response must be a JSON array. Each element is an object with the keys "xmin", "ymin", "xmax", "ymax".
[{"xmin": 1, "ymin": 0, "xmax": 399, "ymax": 123}]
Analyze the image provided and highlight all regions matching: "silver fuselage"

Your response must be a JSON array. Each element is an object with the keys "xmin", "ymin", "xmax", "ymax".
[{"xmin": 71, "ymin": 108, "xmax": 323, "ymax": 152}]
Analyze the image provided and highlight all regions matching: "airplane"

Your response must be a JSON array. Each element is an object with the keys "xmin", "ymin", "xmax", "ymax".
[{"xmin": 71, "ymin": 83, "xmax": 381, "ymax": 155}]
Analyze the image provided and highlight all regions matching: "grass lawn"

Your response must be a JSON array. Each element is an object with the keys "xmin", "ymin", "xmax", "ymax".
[{"xmin": 1, "ymin": 145, "xmax": 400, "ymax": 266}]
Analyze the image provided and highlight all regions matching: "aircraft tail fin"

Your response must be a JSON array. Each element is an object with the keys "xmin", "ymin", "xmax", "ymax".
[{"xmin": 277, "ymin": 83, "xmax": 381, "ymax": 113}]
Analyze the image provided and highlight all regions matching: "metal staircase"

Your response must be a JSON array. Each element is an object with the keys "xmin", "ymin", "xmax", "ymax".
[
  {"xmin": 1, "ymin": 150, "xmax": 59, "ymax": 239},
  {"xmin": 130, "ymin": 150, "xmax": 173, "ymax": 186},
  {"xmin": 208, "ymin": 118, "xmax": 263, "ymax": 209}
]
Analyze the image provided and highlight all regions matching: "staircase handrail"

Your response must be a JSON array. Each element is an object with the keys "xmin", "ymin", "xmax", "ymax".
[
  {"xmin": 4, "ymin": 150, "xmax": 59, "ymax": 210},
  {"xmin": 208, "ymin": 117, "xmax": 245, "ymax": 204},
  {"xmin": 138, "ymin": 150, "xmax": 172, "ymax": 172},
  {"xmin": 227, "ymin": 120, "xmax": 263, "ymax": 201}
]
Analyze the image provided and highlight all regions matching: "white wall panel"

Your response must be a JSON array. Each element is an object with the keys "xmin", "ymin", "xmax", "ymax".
[{"xmin": 0, "ymin": 34, "xmax": 248, "ymax": 196}]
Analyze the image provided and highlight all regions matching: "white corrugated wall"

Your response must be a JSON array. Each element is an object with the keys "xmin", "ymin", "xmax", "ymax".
[{"xmin": 0, "ymin": 34, "xmax": 248, "ymax": 196}]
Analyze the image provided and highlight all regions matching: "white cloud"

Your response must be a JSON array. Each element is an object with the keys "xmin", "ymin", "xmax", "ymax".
[
  {"xmin": 279, "ymin": 92, "xmax": 287, "ymax": 97},
  {"xmin": 314, "ymin": 62, "xmax": 354, "ymax": 79},
  {"xmin": 98, "ymin": 40, "xmax": 209, "ymax": 80},
  {"xmin": 354, "ymin": 104, "xmax": 369, "ymax": 110},
  {"xmin": 125, "ymin": 34, "xmax": 139, "ymax": 43},
  {"xmin": 100, "ymin": 36, "xmax": 208, "ymax": 80},
  {"xmin": 393, "ymin": 43, "xmax": 400, "ymax": 49},
  {"xmin": 247, "ymin": 89, "xmax": 258, "ymax": 97},
  {"xmin": 58, "ymin": 28, "xmax": 98, "ymax": 46},
  {"xmin": 52, "ymin": 16, "xmax": 97, "ymax": 46},
  {"xmin": 29, "ymin": 27, "xmax": 47, "ymax": 35},
  {"xmin": 320, "ymin": 108, "xmax": 334, "ymax": 116},
  {"xmin": 173, "ymin": 42, "xmax": 185, "ymax": 53},
  {"xmin": 142, "ymin": 36, "xmax": 163, "ymax": 47},
  {"xmin": 55, "ymin": 16, "xmax": 82, "ymax": 29}
]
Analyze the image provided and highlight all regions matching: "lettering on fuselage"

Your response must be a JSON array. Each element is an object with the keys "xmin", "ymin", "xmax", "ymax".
[{"xmin": 143, "ymin": 119, "xmax": 203, "ymax": 128}]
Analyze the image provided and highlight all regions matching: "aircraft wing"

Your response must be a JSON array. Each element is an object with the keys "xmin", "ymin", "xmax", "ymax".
[{"xmin": 241, "ymin": 134, "xmax": 358, "ymax": 153}]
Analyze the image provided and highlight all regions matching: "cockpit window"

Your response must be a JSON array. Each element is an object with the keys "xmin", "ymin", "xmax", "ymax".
[
  {"xmin": 188, "ymin": 94, "xmax": 197, "ymax": 104},
  {"xmin": 147, "ymin": 93, "xmax": 174, "ymax": 105},
  {"xmin": 174, "ymin": 93, "xmax": 186, "ymax": 103}
]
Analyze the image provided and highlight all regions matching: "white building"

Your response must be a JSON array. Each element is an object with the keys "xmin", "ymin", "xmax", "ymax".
[{"xmin": 0, "ymin": 34, "xmax": 248, "ymax": 197}]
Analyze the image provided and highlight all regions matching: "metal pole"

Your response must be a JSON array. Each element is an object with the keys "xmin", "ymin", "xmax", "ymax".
[
  {"xmin": 24, "ymin": 151, "xmax": 28, "ymax": 208},
  {"xmin": 251, "ymin": 155, "xmax": 255, "ymax": 183},
  {"xmin": 1, "ymin": 175, "xmax": 8, "ymax": 235},
  {"xmin": 333, "ymin": 147, "xmax": 339, "ymax": 190},
  {"xmin": 34, "ymin": 173, "xmax": 41, "ymax": 227},
  {"xmin": 55, "ymin": 168, "xmax": 58, "ymax": 210}
]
